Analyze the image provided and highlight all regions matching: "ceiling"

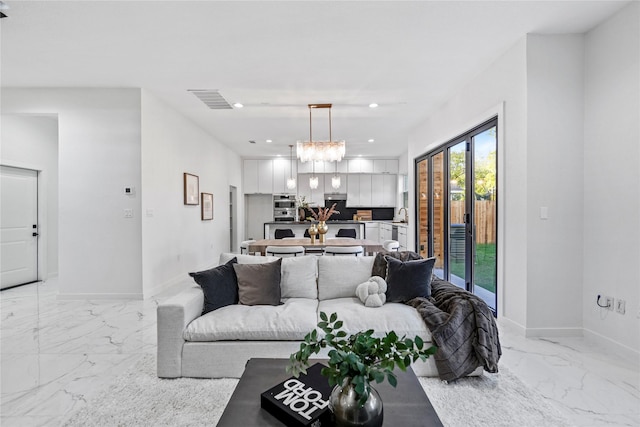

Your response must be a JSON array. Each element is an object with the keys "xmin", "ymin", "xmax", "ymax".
[{"xmin": 0, "ymin": 1, "xmax": 627, "ymax": 159}]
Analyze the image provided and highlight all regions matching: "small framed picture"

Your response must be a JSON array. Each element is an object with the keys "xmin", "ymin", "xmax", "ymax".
[
  {"xmin": 201, "ymin": 192, "xmax": 213, "ymax": 220},
  {"xmin": 184, "ymin": 173, "xmax": 199, "ymax": 205}
]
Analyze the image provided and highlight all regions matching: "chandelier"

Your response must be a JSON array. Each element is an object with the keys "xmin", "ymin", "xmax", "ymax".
[{"xmin": 297, "ymin": 104, "xmax": 346, "ymax": 163}]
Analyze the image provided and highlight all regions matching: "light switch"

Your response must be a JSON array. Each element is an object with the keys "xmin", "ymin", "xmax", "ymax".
[
  {"xmin": 124, "ymin": 209, "xmax": 133, "ymax": 218},
  {"xmin": 540, "ymin": 207, "xmax": 548, "ymax": 220}
]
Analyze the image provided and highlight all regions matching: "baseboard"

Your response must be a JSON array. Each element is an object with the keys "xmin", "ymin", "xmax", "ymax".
[
  {"xmin": 145, "ymin": 271, "xmax": 196, "ymax": 299},
  {"xmin": 57, "ymin": 292, "xmax": 144, "ymax": 300},
  {"xmin": 497, "ymin": 316, "xmax": 526, "ymax": 335},
  {"xmin": 524, "ymin": 327, "xmax": 583, "ymax": 338},
  {"xmin": 583, "ymin": 328, "xmax": 640, "ymax": 365}
]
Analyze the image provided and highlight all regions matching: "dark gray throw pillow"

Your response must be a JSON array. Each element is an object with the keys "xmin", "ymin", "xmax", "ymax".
[
  {"xmin": 234, "ymin": 258, "xmax": 282, "ymax": 306},
  {"xmin": 385, "ymin": 256, "xmax": 436, "ymax": 303},
  {"xmin": 189, "ymin": 257, "xmax": 238, "ymax": 315},
  {"xmin": 371, "ymin": 250, "xmax": 422, "ymax": 279}
]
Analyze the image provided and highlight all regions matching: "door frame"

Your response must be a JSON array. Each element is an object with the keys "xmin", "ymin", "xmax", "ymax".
[
  {"xmin": 1, "ymin": 161, "xmax": 49, "ymax": 284},
  {"xmin": 413, "ymin": 104, "xmax": 505, "ymax": 317}
]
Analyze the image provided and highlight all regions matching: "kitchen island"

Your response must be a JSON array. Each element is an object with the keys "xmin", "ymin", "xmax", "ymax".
[{"xmin": 263, "ymin": 221, "xmax": 365, "ymax": 239}]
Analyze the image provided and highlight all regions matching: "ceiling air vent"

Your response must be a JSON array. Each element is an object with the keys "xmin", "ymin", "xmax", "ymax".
[{"xmin": 188, "ymin": 89, "xmax": 233, "ymax": 110}]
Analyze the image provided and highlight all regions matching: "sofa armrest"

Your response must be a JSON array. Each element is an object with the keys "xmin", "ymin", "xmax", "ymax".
[{"xmin": 157, "ymin": 285, "xmax": 204, "ymax": 378}]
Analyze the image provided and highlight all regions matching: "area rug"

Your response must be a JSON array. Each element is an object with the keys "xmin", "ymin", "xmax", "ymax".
[{"xmin": 63, "ymin": 355, "xmax": 570, "ymax": 427}]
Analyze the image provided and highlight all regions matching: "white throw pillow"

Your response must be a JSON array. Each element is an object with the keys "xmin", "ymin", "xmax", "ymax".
[
  {"xmin": 355, "ymin": 276, "xmax": 387, "ymax": 307},
  {"xmin": 318, "ymin": 256, "xmax": 376, "ymax": 300}
]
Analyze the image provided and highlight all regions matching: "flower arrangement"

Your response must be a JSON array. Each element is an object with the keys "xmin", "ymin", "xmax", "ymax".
[
  {"xmin": 312, "ymin": 203, "xmax": 340, "ymax": 222},
  {"xmin": 295, "ymin": 195, "xmax": 309, "ymax": 209}
]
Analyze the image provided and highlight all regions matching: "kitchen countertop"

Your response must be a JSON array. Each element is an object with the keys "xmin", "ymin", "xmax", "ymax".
[{"xmin": 263, "ymin": 220, "xmax": 366, "ymax": 225}]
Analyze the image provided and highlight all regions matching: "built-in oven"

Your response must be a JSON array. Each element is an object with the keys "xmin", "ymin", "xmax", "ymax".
[
  {"xmin": 273, "ymin": 194, "xmax": 296, "ymax": 209},
  {"xmin": 274, "ymin": 208, "xmax": 295, "ymax": 222}
]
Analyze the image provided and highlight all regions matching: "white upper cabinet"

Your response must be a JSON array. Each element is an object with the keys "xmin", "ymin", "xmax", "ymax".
[
  {"xmin": 257, "ymin": 160, "xmax": 273, "ymax": 194},
  {"xmin": 348, "ymin": 158, "xmax": 373, "ymax": 173},
  {"xmin": 373, "ymin": 159, "xmax": 399, "ymax": 174},
  {"xmin": 336, "ymin": 160, "xmax": 348, "ymax": 173},
  {"xmin": 359, "ymin": 174, "xmax": 372, "ymax": 206},
  {"xmin": 324, "ymin": 173, "xmax": 346, "ymax": 193},
  {"xmin": 371, "ymin": 174, "xmax": 396, "ymax": 207},
  {"xmin": 243, "ymin": 159, "xmax": 259, "ymax": 193},
  {"xmin": 272, "ymin": 158, "xmax": 292, "ymax": 194},
  {"xmin": 297, "ymin": 160, "xmax": 313, "ymax": 174},
  {"xmin": 346, "ymin": 174, "xmax": 360, "ymax": 206}
]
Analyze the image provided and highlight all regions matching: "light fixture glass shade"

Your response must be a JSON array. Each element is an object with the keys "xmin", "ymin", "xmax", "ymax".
[
  {"xmin": 286, "ymin": 177, "xmax": 296, "ymax": 190},
  {"xmin": 297, "ymin": 140, "xmax": 346, "ymax": 163},
  {"xmin": 309, "ymin": 176, "xmax": 319, "ymax": 189},
  {"xmin": 331, "ymin": 175, "xmax": 341, "ymax": 189}
]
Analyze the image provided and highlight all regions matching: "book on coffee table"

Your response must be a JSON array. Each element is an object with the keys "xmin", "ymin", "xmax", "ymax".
[{"xmin": 260, "ymin": 362, "xmax": 333, "ymax": 427}]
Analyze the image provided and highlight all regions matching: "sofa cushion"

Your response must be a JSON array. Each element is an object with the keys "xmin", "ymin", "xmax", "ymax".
[
  {"xmin": 189, "ymin": 257, "xmax": 238, "ymax": 314},
  {"xmin": 385, "ymin": 256, "xmax": 436, "ymax": 302},
  {"xmin": 318, "ymin": 297, "xmax": 432, "ymax": 341},
  {"xmin": 234, "ymin": 259, "xmax": 282, "ymax": 305},
  {"xmin": 220, "ymin": 252, "xmax": 318, "ymax": 300},
  {"xmin": 280, "ymin": 256, "xmax": 318, "ymax": 299},
  {"xmin": 371, "ymin": 250, "xmax": 422, "ymax": 279},
  {"xmin": 184, "ymin": 298, "xmax": 319, "ymax": 341},
  {"xmin": 318, "ymin": 256, "xmax": 376, "ymax": 300}
]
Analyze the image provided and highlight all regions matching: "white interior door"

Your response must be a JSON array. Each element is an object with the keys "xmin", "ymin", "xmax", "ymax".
[{"xmin": 1, "ymin": 166, "xmax": 38, "ymax": 289}]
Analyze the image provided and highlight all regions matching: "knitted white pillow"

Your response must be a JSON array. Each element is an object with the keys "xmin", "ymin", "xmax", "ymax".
[{"xmin": 355, "ymin": 276, "xmax": 387, "ymax": 307}]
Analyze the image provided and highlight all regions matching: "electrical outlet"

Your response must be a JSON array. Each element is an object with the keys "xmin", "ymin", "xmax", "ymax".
[
  {"xmin": 615, "ymin": 299, "xmax": 626, "ymax": 314},
  {"xmin": 598, "ymin": 295, "xmax": 613, "ymax": 310},
  {"xmin": 124, "ymin": 209, "xmax": 133, "ymax": 218}
]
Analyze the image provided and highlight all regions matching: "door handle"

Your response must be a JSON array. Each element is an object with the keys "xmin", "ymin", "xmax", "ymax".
[{"xmin": 32, "ymin": 232, "xmax": 39, "ymax": 237}]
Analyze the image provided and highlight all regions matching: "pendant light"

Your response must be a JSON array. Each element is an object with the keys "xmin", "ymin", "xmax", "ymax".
[
  {"xmin": 309, "ymin": 159, "xmax": 319, "ymax": 189},
  {"xmin": 286, "ymin": 144, "xmax": 296, "ymax": 190},
  {"xmin": 331, "ymin": 158, "xmax": 341, "ymax": 190}
]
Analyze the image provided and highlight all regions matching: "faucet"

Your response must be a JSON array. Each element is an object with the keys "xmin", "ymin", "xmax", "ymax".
[{"xmin": 398, "ymin": 207, "xmax": 408, "ymax": 223}]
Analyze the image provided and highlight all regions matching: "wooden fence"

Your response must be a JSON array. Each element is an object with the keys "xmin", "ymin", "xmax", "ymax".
[{"xmin": 450, "ymin": 200, "xmax": 496, "ymax": 244}]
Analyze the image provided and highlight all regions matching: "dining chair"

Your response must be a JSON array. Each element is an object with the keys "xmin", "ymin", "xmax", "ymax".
[
  {"xmin": 274, "ymin": 229, "xmax": 295, "ymax": 239},
  {"xmin": 324, "ymin": 246, "xmax": 364, "ymax": 256},
  {"xmin": 265, "ymin": 246, "xmax": 305, "ymax": 257},
  {"xmin": 335, "ymin": 229, "xmax": 357, "ymax": 239},
  {"xmin": 240, "ymin": 239, "xmax": 256, "ymax": 255},
  {"xmin": 382, "ymin": 240, "xmax": 400, "ymax": 252}
]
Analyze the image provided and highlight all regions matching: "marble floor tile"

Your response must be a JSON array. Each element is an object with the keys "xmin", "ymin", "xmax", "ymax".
[{"xmin": 1, "ymin": 279, "xmax": 639, "ymax": 427}]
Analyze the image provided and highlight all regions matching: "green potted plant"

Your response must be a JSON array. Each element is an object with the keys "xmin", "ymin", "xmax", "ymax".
[{"xmin": 288, "ymin": 312, "xmax": 437, "ymax": 427}]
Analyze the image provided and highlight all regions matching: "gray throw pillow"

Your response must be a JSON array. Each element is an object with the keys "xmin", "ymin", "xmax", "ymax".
[
  {"xmin": 371, "ymin": 250, "xmax": 422, "ymax": 279},
  {"xmin": 233, "ymin": 258, "xmax": 282, "ymax": 305},
  {"xmin": 385, "ymin": 256, "xmax": 436, "ymax": 302},
  {"xmin": 189, "ymin": 257, "xmax": 238, "ymax": 314}
]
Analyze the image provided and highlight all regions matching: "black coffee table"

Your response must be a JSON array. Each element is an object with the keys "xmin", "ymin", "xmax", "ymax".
[{"xmin": 217, "ymin": 358, "xmax": 443, "ymax": 426}]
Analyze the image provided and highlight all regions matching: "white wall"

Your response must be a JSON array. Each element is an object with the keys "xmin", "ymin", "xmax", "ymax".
[
  {"xmin": 583, "ymin": 2, "xmax": 640, "ymax": 355},
  {"xmin": 140, "ymin": 90, "xmax": 242, "ymax": 297},
  {"xmin": 2, "ymin": 89, "xmax": 143, "ymax": 299},
  {"xmin": 526, "ymin": 35, "xmax": 585, "ymax": 333},
  {"xmin": 1, "ymin": 115, "xmax": 59, "ymax": 279},
  {"xmin": 408, "ymin": 37, "xmax": 527, "ymax": 326}
]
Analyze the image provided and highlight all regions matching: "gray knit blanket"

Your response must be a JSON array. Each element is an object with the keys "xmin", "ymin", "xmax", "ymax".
[{"xmin": 407, "ymin": 277, "xmax": 501, "ymax": 382}]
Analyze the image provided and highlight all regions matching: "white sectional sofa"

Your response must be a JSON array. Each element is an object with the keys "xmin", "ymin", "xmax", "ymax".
[{"xmin": 157, "ymin": 253, "xmax": 440, "ymax": 379}]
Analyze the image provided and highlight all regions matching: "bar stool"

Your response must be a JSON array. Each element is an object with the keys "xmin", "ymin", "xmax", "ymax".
[
  {"xmin": 274, "ymin": 229, "xmax": 295, "ymax": 239},
  {"xmin": 240, "ymin": 239, "xmax": 256, "ymax": 255},
  {"xmin": 382, "ymin": 240, "xmax": 400, "ymax": 252},
  {"xmin": 265, "ymin": 246, "xmax": 305, "ymax": 257},
  {"xmin": 335, "ymin": 229, "xmax": 356, "ymax": 238},
  {"xmin": 324, "ymin": 246, "xmax": 364, "ymax": 256}
]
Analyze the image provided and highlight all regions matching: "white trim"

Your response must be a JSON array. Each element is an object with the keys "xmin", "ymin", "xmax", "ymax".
[
  {"xmin": 57, "ymin": 293, "xmax": 144, "ymax": 300},
  {"xmin": 498, "ymin": 316, "xmax": 526, "ymax": 335},
  {"xmin": 524, "ymin": 327, "xmax": 583, "ymax": 338},
  {"xmin": 584, "ymin": 328, "xmax": 640, "ymax": 365}
]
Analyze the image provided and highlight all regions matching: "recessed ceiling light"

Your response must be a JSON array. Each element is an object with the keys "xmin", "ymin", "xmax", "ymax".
[
  {"xmin": 358, "ymin": 154, "xmax": 363, "ymax": 157},
  {"xmin": 369, "ymin": 103, "xmax": 378, "ymax": 108},
  {"xmin": 233, "ymin": 103, "xmax": 244, "ymax": 108},
  {"xmin": 266, "ymin": 139, "xmax": 272, "ymax": 143},
  {"xmin": 368, "ymin": 139, "xmax": 375, "ymax": 143},
  {"xmin": 276, "ymin": 154, "xmax": 281, "ymax": 157}
]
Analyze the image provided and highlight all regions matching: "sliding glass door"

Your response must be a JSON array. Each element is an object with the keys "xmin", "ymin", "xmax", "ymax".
[{"xmin": 415, "ymin": 118, "xmax": 498, "ymax": 313}]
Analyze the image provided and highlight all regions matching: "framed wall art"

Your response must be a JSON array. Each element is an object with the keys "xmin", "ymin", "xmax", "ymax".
[
  {"xmin": 201, "ymin": 192, "xmax": 213, "ymax": 220},
  {"xmin": 183, "ymin": 173, "xmax": 199, "ymax": 205}
]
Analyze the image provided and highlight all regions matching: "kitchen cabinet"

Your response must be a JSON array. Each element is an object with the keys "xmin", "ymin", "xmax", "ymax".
[
  {"xmin": 347, "ymin": 174, "xmax": 372, "ymax": 207},
  {"xmin": 243, "ymin": 159, "xmax": 259, "ymax": 193},
  {"xmin": 398, "ymin": 226, "xmax": 407, "ymax": 250},
  {"xmin": 272, "ymin": 158, "xmax": 292, "ymax": 194},
  {"xmin": 257, "ymin": 160, "xmax": 274, "ymax": 194},
  {"xmin": 365, "ymin": 222, "xmax": 379, "ymax": 242},
  {"xmin": 298, "ymin": 174, "xmax": 324, "ymax": 207},
  {"xmin": 348, "ymin": 158, "xmax": 373, "ymax": 173},
  {"xmin": 373, "ymin": 159, "xmax": 399, "ymax": 174},
  {"xmin": 324, "ymin": 173, "xmax": 346, "ymax": 193},
  {"xmin": 379, "ymin": 223, "xmax": 393, "ymax": 242},
  {"xmin": 371, "ymin": 174, "xmax": 397, "ymax": 207}
]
